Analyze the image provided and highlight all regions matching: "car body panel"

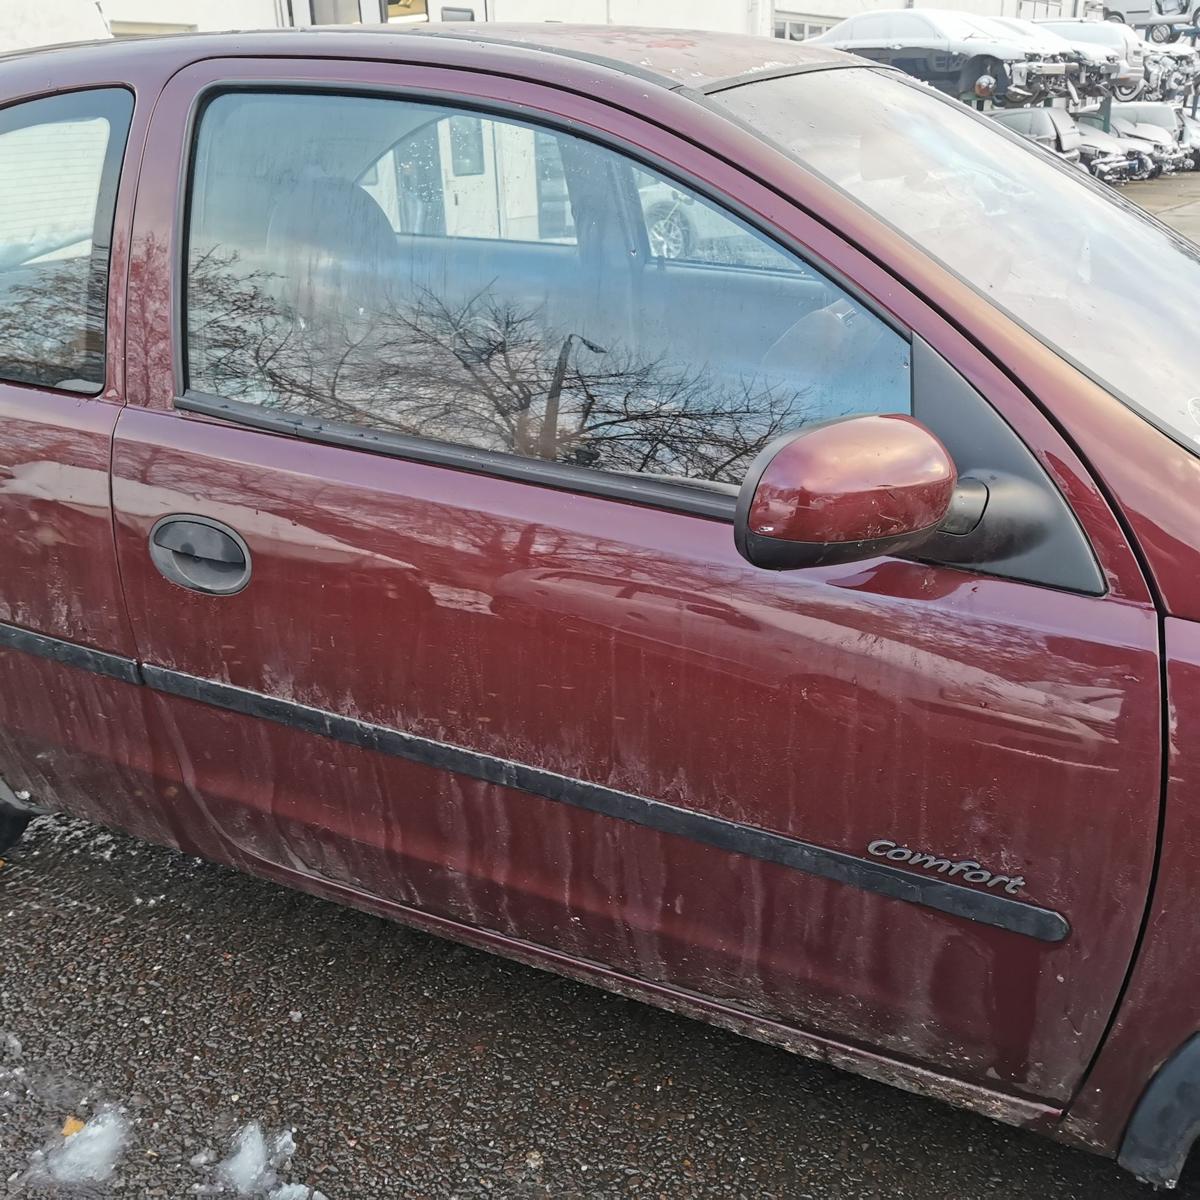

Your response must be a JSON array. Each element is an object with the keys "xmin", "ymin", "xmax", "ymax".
[
  {"xmin": 98, "ymin": 45, "xmax": 1165, "ymax": 1116},
  {"xmin": 0, "ymin": 25, "xmax": 1185, "ymax": 1168},
  {"xmin": 407, "ymin": 21, "xmax": 855, "ymax": 85},
  {"xmin": 1061, "ymin": 617, "xmax": 1200, "ymax": 1154},
  {"xmin": 0, "ymin": 65, "xmax": 191, "ymax": 851}
]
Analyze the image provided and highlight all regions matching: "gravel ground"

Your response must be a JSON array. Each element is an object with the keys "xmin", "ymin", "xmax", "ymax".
[
  {"xmin": 0, "ymin": 814, "xmax": 1195, "ymax": 1199},
  {"xmin": 1, "ymin": 172, "xmax": 1198, "ymax": 1200}
]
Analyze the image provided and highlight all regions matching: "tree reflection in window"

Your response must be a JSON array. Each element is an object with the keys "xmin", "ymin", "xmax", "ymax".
[{"xmin": 186, "ymin": 92, "xmax": 911, "ymax": 491}]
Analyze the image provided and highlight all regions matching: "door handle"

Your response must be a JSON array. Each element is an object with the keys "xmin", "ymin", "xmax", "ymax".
[{"xmin": 148, "ymin": 515, "xmax": 252, "ymax": 596}]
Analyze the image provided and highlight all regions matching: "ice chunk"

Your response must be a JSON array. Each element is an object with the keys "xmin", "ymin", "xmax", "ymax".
[
  {"xmin": 217, "ymin": 1123, "xmax": 300, "ymax": 1195},
  {"xmin": 270, "ymin": 1129, "xmax": 296, "ymax": 1168},
  {"xmin": 36, "ymin": 1104, "xmax": 129, "ymax": 1183},
  {"xmin": 269, "ymin": 1186, "xmax": 329, "ymax": 1200},
  {"xmin": 219, "ymin": 1123, "xmax": 274, "ymax": 1193}
]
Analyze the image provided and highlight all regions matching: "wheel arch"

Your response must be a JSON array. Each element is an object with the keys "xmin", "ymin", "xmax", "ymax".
[{"xmin": 1118, "ymin": 1033, "xmax": 1200, "ymax": 1187}]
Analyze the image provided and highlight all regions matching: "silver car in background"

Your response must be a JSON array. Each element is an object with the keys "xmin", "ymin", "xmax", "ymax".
[
  {"xmin": 993, "ymin": 104, "xmax": 1154, "ymax": 182},
  {"xmin": 1078, "ymin": 101, "xmax": 1194, "ymax": 172},
  {"xmin": 988, "ymin": 15, "xmax": 1120, "ymax": 96},
  {"xmin": 810, "ymin": 9, "xmax": 1073, "ymax": 104},
  {"xmin": 1037, "ymin": 18, "xmax": 1148, "ymax": 99}
]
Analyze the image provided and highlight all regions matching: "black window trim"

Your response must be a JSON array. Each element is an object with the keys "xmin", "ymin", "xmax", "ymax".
[
  {"xmin": 178, "ymin": 388, "xmax": 741, "ymax": 519},
  {"xmin": 0, "ymin": 85, "xmax": 134, "ymax": 398},
  {"xmin": 173, "ymin": 77, "xmax": 910, "ymax": 523}
]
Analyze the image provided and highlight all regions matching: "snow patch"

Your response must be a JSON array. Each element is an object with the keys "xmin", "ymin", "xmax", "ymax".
[
  {"xmin": 210, "ymin": 1122, "xmax": 309, "ymax": 1196},
  {"xmin": 26, "ymin": 1104, "xmax": 129, "ymax": 1184}
]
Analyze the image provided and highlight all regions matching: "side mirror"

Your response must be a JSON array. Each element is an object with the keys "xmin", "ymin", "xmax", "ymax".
[{"xmin": 734, "ymin": 415, "xmax": 958, "ymax": 570}]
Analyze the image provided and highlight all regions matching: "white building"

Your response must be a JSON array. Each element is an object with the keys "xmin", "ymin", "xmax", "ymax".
[
  {"xmin": 391, "ymin": 1, "xmax": 1093, "ymax": 47},
  {"xmin": 1, "ymin": 0, "xmax": 1104, "ymax": 64},
  {"xmin": 411, "ymin": 1, "xmax": 772, "ymax": 34},
  {"xmin": 772, "ymin": 0, "xmax": 1095, "ymax": 39},
  {"xmin": 0, "ymin": 0, "xmax": 392, "ymax": 52}
]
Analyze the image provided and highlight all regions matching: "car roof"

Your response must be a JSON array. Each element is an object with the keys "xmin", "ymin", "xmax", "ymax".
[
  {"xmin": 408, "ymin": 23, "xmax": 851, "ymax": 88},
  {"xmin": 0, "ymin": 22, "xmax": 855, "ymax": 94}
]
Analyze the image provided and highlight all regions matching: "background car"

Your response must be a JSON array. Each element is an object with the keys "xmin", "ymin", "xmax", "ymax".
[
  {"xmin": 993, "ymin": 104, "xmax": 1154, "ymax": 182},
  {"xmin": 1108, "ymin": 98, "xmax": 1200, "ymax": 163},
  {"xmin": 1078, "ymin": 101, "xmax": 1194, "ymax": 172},
  {"xmin": 1145, "ymin": 39, "xmax": 1200, "ymax": 97},
  {"xmin": 988, "ymin": 15, "xmax": 1118, "ymax": 96},
  {"xmin": 1077, "ymin": 118, "xmax": 1157, "ymax": 180},
  {"xmin": 1037, "ymin": 17, "xmax": 1148, "ymax": 98},
  {"xmin": 1100, "ymin": 0, "xmax": 1189, "ymax": 38},
  {"xmin": 991, "ymin": 105, "xmax": 1085, "ymax": 164},
  {"xmin": 810, "ymin": 9, "xmax": 1071, "ymax": 104}
]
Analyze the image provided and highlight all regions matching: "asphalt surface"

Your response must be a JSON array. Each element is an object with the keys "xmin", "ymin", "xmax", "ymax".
[
  {"xmin": 0, "ymin": 813, "xmax": 1194, "ymax": 1200},
  {"xmin": 1132, "ymin": 167, "xmax": 1200, "ymax": 237},
  {"xmin": 3, "ymin": 174, "xmax": 1200, "ymax": 1200}
]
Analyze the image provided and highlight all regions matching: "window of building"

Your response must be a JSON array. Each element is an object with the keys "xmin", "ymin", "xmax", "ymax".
[
  {"xmin": 0, "ymin": 89, "xmax": 132, "ymax": 392},
  {"xmin": 109, "ymin": 21, "xmax": 198, "ymax": 36},
  {"xmin": 310, "ymin": 0, "xmax": 364, "ymax": 22},
  {"xmin": 185, "ymin": 91, "xmax": 910, "ymax": 494},
  {"xmin": 775, "ymin": 14, "xmax": 838, "ymax": 39}
]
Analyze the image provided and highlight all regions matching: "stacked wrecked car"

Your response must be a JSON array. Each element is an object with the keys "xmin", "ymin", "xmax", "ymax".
[{"xmin": 812, "ymin": 9, "xmax": 1200, "ymax": 186}]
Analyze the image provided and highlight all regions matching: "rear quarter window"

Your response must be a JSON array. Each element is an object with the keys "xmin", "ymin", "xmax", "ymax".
[{"xmin": 0, "ymin": 89, "xmax": 132, "ymax": 392}]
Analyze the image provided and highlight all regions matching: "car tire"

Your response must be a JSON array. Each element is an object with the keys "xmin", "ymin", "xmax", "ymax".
[
  {"xmin": 1115, "ymin": 76, "xmax": 1147, "ymax": 99},
  {"xmin": 1106, "ymin": 10, "xmax": 1127, "ymax": 21},
  {"xmin": 1149, "ymin": 23, "xmax": 1178, "ymax": 40},
  {"xmin": 645, "ymin": 204, "xmax": 692, "ymax": 260}
]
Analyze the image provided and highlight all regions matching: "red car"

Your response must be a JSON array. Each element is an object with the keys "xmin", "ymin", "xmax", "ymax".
[{"xmin": 1, "ymin": 23, "xmax": 1198, "ymax": 1185}]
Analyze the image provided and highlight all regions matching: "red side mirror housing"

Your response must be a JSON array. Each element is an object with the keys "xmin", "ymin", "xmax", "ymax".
[{"xmin": 734, "ymin": 415, "xmax": 958, "ymax": 570}]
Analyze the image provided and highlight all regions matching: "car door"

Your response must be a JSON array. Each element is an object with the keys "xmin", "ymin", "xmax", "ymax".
[
  {"xmin": 0, "ymin": 81, "xmax": 182, "ymax": 842},
  {"xmin": 112, "ymin": 55, "xmax": 1160, "ymax": 1108},
  {"xmin": 880, "ymin": 13, "xmax": 951, "ymax": 85}
]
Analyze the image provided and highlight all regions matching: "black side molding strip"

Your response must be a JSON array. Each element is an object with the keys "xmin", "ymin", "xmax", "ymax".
[
  {"xmin": 0, "ymin": 621, "xmax": 142, "ymax": 686},
  {"xmin": 0, "ymin": 619, "xmax": 1069, "ymax": 943},
  {"xmin": 142, "ymin": 664, "xmax": 1069, "ymax": 944}
]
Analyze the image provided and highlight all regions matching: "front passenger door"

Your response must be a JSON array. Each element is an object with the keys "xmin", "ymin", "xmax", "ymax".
[{"xmin": 113, "ymin": 61, "xmax": 1160, "ymax": 1111}]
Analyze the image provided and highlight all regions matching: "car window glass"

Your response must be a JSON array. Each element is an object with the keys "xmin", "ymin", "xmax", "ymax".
[
  {"xmin": 629, "ymin": 166, "xmax": 797, "ymax": 269},
  {"xmin": 903, "ymin": 15, "xmax": 937, "ymax": 34},
  {"xmin": 0, "ymin": 89, "xmax": 132, "ymax": 392},
  {"xmin": 997, "ymin": 111, "xmax": 1033, "ymax": 133},
  {"xmin": 186, "ymin": 91, "xmax": 911, "ymax": 495},
  {"xmin": 1028, "ymin": 110, "xmax": 1055, "ymax": 137},
  {"xmin": 850, "ymin": 15, "xmax": 890, "ymax": 39},
  {"xmin": 718, "ymin": 68, "xmax": 1200, "ymax": 457},
  {"xmin": 1047, "ymin": 22, "xmax": 1109, "ymax": 45}
]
